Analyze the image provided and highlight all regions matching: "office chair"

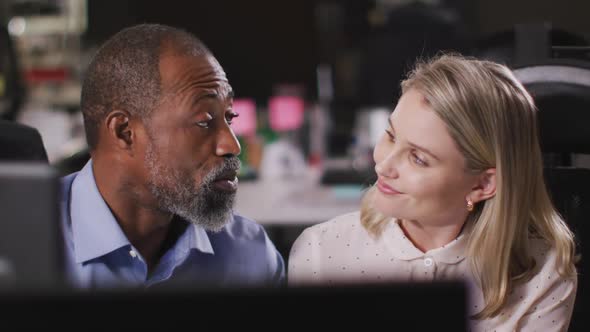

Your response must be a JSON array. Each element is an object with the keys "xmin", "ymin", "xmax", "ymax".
[
  {"xmin": 514, "ymin": 60, "xmax": 590, "ymax": 332},
  {"xmin": 472, "ymin": 26, "xmax": 588, "ymax": 68},
  {"xmin": 0, "ymin": 23, "xmax": 25, "ymax": 121},
  {"xmin": 514, "ymin": 59, "xmax": 590, "ymax": 165},
  {"xmin": 542, "ymin": 167, "xmax": 589, "ymax": 332},
  {"xmin": 0, "ymin": 120, "xmax": 48, "ymax": 162}
]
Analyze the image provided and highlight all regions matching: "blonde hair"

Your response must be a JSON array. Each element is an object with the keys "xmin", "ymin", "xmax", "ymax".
[{"xmin": 360, "ymin": 54, "xmax": 577, "ymax": 319}]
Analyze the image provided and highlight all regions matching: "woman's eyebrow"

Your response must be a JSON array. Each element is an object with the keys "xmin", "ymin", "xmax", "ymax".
[{"xmin": 389, "ymin": 118, "xmax": 440, "ymax": 161}]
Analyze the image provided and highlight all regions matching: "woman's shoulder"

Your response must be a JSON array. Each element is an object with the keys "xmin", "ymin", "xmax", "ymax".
[
  {"xmin": 527, "ymin": 237, "xmax": 576, "ymax": 281},
  {"xmin": 291, "ymin": 211, "xmax": 365, "ymax": 249},
  {"xmin": 300, "ymin": 211, "xmax": 362, "ymax": 238},
  {"xmin": 529, "ymin": 237, "xmax": 559, "ymax": 265}
]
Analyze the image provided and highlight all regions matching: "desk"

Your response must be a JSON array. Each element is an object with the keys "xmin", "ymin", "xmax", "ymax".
[
  {"xmin": 234, "ymin": 176, "xmax": 363, "ymax": 226},
  {"xmin": 234, "ymin": 174, "xmax": 365, "ymax": 260}
]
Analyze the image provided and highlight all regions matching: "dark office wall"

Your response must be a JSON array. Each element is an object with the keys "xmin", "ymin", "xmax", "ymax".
[
  {"xmin": 85, "ymin": 0, "xmax": 317, "ymax": 104},
  {"xmin": 83, "ymin": 0, "xmax": 590, "ymax": 155},
  {"xmin": 473, "ymin": 0, "xmax": 590, "ymax": 40}
]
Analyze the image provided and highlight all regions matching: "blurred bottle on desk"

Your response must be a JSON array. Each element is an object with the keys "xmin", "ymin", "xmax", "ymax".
[
  {"xmin": 232, "ymin": 98, "xmax": 261, "ymax": 181},
  {"xmin": 308, "ymin": 64, "xmax": 333, "ymax": 170},
  {"xmin": 259, "ymin": 88, "xmax": 307, "ymax": 180},
  {"xmin": 319, "ymin": 107, "xmax": 387, "ymax": 187},
  {"xmin": 350, "ymin": 107, "xmax": 390, "ymax": 171}
]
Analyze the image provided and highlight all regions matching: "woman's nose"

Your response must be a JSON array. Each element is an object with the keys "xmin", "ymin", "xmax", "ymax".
[{"xmin": 375, "ymin": 151, "xmax": 400, "ymax": 179}]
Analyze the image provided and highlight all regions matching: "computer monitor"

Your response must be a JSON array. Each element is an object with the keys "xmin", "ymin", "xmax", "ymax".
[
  {"xmin": 0, "ymin": 162, "xmax": 63, "ymax": 290},
  {"xmin": 0, "ymin": 281, "xmax": 468, "ymax": 330}
]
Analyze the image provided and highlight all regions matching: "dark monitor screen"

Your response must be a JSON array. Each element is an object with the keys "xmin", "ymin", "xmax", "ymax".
[
  {"xmin": 0, "ymin": 281, "xmax": 467, "ymax": 330},
  {"xmin": 0, "ymin": 162, "xmax": 63, "ymax": 289}
]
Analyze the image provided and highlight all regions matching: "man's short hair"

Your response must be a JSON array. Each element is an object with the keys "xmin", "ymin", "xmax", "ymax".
[{"xmin": 81, "ymin": 24, "xmax": 211, "ymax": 150}]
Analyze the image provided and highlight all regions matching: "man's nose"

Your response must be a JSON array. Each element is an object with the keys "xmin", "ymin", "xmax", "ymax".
[{"xmin": 216, "ymin": 126, "xmax": 241, "ymax": 157}]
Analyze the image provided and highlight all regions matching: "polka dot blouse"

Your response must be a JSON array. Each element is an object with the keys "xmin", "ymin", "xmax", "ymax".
[{"xmin": 288, "ymin": 211, "xmax": 577, "ymax": 331}]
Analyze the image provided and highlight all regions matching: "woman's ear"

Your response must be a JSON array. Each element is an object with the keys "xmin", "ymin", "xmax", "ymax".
[{"xmin": 468, "ymin": 168, "xmax": 496, "ymax": 204}]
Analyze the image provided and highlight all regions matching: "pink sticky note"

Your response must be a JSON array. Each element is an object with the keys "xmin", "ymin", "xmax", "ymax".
[
  {"xmin": 231, "ymin": 98, "xmax": 257, "ymax": 136},
  {"xmin": 268, "ymin": 96, "xmax": 304, "ymax": 131}
]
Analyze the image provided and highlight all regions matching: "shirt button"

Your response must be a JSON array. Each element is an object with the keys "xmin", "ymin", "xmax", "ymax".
[
  {"xmin": 129, "ymin": 250, "xmax": 137, "ymax": 258},
  {"xmin": 424, "ymin": 257, "xmax": 433, "ymax": 267}
]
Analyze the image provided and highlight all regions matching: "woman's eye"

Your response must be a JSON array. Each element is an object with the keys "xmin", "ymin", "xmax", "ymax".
[
  {"xmin": 196, "ymin": 121, "xmax": 210, "ymax": 128},
  {"xmin": 385, "ymin": 129, "xmax": 395, "ymax": 142},
  {"xmin": 412, "ymin": 153, "xmax": 427, "ymax": 166}
]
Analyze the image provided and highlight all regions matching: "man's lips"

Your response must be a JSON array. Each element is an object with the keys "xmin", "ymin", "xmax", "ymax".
[
  {"xmin": 212, "ymin": 169, "xmax": 238, "ymax": 192},
  {"xmin": 376, "ymin": 179, "xmax": 403, "ymax": 195},
  {"xmin": 214, "ymin": 169, "xmax": 238, "ymax": 182}
]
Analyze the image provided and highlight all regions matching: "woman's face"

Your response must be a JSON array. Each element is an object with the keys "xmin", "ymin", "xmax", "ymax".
[{"xmin": 372, "ymin": 88, "xmax": 479, "ymax": 227}]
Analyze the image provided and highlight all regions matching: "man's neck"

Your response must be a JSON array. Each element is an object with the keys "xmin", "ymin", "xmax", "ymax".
[{"xmin": 92, "ymin": 159, "xmax": 174, "ymax": 271}]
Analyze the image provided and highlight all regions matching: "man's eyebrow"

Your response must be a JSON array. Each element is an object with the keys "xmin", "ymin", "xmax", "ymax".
[
  {"xmin": 194, "ymin": 89, "xmax": 233, "ymax": 102},
  {"xmin": 193, "ymin": 92, "xmax": 218, "ymax": 103},
  {"xmin": 388, "ymin": 117, "xmax": 440, "ymax": 161}
]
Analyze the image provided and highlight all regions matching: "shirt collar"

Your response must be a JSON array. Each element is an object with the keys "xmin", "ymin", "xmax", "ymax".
[
  {"xmin": 70, "ymin": 161, "xmax": 129, "ymax": 263},
  {"xmin": 70, "ymin": 160, "xmax": 214, "ymax": 263},
  {"xmin": 185, "ymin": 223, "xmax": 214, "ymax": 255},
  {"xmin": 383, "ymin": 219, "xmax": 469, "ymax": 264}
]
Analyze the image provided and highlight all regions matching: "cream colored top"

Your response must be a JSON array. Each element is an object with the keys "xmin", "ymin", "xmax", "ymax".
[{"xmin": 288, "ymin": 212, "xmax": 577, "ymax": 332}]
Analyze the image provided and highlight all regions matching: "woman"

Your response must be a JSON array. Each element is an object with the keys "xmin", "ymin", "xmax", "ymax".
[{"xmin": 288, "ymin": 54, "xmax": 577, "ymax": 330}]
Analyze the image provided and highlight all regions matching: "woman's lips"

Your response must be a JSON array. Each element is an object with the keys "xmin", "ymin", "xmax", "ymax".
[{"xmin": 376, "ymin": 179, "xmax": 402, "ymax": 195}]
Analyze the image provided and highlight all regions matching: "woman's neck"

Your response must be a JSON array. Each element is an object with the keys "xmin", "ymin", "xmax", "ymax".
[{"xmin": 398, "ymin": 219, "xmax": 466, "ymax": 253}]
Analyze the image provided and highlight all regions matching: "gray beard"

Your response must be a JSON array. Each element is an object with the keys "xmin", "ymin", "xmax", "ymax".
[{"xmin": 144, "ymin": 143, "xmax": 240, "ymax": 232}]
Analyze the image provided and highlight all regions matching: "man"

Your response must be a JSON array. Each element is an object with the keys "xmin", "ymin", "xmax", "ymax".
[{"xmin": 60, "ymin": 24, "xmax": 284, "ymax": 288}]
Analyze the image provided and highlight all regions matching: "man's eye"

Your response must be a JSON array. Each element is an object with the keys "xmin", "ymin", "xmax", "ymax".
[
  {"xmin": 196, "ymin": 112, "xmax": 214, "ymax": 128},
  {"xmin": 226, "ymin": 112, "xmax": 239, "ymax": 125}
]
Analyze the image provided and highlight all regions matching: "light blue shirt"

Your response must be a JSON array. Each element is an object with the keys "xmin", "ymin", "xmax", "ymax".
[{"xmin": 59, "ymin": 161, "xmax": 285, "ymax": 289}]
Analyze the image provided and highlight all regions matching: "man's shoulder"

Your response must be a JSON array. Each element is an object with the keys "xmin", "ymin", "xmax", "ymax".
[
  {"xmin": 221, "ymin": 213, "xmax": 269, "ymax": 240},
  {"xmin": 210, "ymin": 213, "xmax": 283, "ymax": 268},
  {"xmin": 216, "ymin": 214, "xmax": 285, "ymax": 285},
  {"xmin": 61, "ymin": 172, "xmax": 79, "ymax": 186},
  {"xmin": 59, "ymin": 171, "xmax": 80, "ymax": 201}
]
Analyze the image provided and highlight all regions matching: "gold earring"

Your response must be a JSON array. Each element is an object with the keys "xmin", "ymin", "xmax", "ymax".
[{"xmin": 467, "ymin": 200, "xmax": 474, "ymax": 212}]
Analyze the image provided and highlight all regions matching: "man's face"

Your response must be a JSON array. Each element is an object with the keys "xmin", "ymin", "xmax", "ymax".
[{"xmin": 140, "ymin": 51, "xmax": 241, "ymax": 231}]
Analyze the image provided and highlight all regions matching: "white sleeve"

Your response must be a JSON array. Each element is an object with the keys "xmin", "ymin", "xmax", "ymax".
[{"xmin": 517, "ymin": 268, "xmax": 577, "ymax": 331}]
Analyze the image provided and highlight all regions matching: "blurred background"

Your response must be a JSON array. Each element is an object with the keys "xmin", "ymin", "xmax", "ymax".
[
  {"xmin": 2, "ymin": 2, "xmax": 590, "ymax": 329},
  {"xmin": 1, "ymin": 0, "xmax": 590, "ymax": 261}
]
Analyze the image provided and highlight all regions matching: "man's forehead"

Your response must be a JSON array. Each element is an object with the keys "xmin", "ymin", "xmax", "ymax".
[
  {"xmin": 204, "ymin": 55, "xmax": 225, "ymax": 76},
  {"xmin": 159, "ymin": 52, "xmax": 232, "ymax": 97},
  {"xmin": 159, "ymin": 51, "xmax": 227, "ymax": 76}
]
